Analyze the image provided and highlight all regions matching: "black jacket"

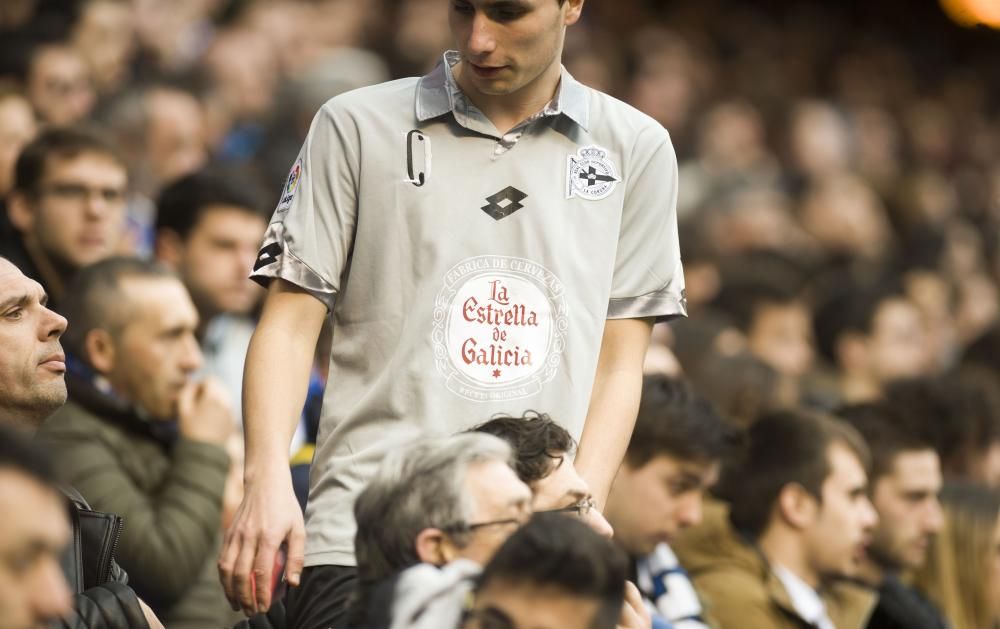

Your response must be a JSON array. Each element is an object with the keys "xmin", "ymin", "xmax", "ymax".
[
  {"xmin": 57, "ymin": 486, "xmax": 149, "ymax": 629},
  {"xmin": 865, "ymin": 575, "xmax": 950, "ymax": 629}
]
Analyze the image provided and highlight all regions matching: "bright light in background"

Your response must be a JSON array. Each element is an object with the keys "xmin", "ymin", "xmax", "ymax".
[{"xmin": 940, "ymin": 0, "xmax": 1000, "ymax": 28}]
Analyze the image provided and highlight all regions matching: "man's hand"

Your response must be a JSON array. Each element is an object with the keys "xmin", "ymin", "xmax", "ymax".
[
  {"xmin": 617, "ymin": 581, "xmax": 652, "ymax": 629},
  {"xmin": 218, "ymin": 465, "xmax": 305, "ymax": 616},
  {"xmin": 178, "ymin": 378, "xmax": 235, "ymax": 445},
  {"xmin": 139, "ymin": 598, "xmax": 165, "ymax": 629}
]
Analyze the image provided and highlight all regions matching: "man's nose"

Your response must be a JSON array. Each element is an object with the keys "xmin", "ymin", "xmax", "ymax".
[
  {"xmin": 467, "ymin": 12, "xmax": 497, "ymax": 56},
  {"xmin": 41, "ymin": 307, "xmax": 68, "ymax": 341}
]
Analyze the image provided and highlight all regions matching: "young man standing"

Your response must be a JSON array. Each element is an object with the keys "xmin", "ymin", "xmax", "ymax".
[
  {"xmin": 604, "ymin": 376, "xmax": 738, "ymax": 628},
  {"xmin": 220, "ymin": 1, "xmax": 686, "ymax": 626}
]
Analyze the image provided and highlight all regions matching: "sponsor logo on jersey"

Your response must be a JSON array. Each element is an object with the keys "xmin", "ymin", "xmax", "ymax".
[
  {"xmin": 276, "ymin": 158, "xmax": 303, "ymax": 213},
  {"xmin": 432, "ymin": 255, "xmax": 568, "ymax": 402},
  {"xmin": 253, "ymin": 242, "xmax": 282, "ymax": 271},
  {"xmin": 481, "ymin": 186, "xmax": 527, "ymax": 220},
  {"xmin": 567, "ymin": 145, "xmax": 620, "ymax": 200}
]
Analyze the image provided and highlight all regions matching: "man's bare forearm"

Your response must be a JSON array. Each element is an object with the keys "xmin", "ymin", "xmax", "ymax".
[
  {"xmin": 574, "ymin": 317, "xmax": 653, "ymax": 508},
  {"xmin": 242, "ymin": 280, "xmax": 327, "ymax": 482}
]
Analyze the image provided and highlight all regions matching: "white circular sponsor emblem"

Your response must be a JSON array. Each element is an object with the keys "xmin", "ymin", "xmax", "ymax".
[{"xmin": 432, "ymin": 255, "xmax": 568, "ymax": 402}]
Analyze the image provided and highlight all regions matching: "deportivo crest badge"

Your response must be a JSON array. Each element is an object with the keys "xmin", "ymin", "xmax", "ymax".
[{"xmin": 566, "ymin": 145, "xmax": 620, "ymax": 200}]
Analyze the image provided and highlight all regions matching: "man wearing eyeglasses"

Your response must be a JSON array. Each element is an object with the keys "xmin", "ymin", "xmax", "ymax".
[{"xmin": 2, "ymin": 127, "xmax": 128, "ymax": 311}]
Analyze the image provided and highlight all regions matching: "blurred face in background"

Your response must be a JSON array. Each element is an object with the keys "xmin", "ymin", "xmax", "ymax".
[
  {"xmin": 175, "ymin": 206, "xmax": 266, "ymax": 317},
  {"xmin": 71, "ymin": 0, "xmax": 136, "ymax": 95},
  {"xmin": 866, "ymin": 298, "xmax": 930, "ymax": 384},
  {"xmin": 26, "ymin": 46, "xmax": 95, "ymax": 126},
  {"xmin": 0, "ymin": 94, "xmax": 36, "ymax": 196},
  {"xmin": 747, "ymin": 301, "xmax": 815, "ymax": 379},
  {"xmin": 146, "ymin": 88, "xmax": 207, "ymax": 188},
  {"xmin": 868, "ymin": 450, "xmax": 943, "ymax": 574},
  {"xmin": 10, "ymin": 152, "xmax": 127, "ymax": 274}
]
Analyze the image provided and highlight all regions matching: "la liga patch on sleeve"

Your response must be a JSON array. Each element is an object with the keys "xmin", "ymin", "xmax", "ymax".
[{"xmin": 276, "ymin": 158, "xmax": 303, "ymax": 213}]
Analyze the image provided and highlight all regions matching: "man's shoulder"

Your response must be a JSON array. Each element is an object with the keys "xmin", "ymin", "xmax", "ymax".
[
  {"xmin": 318, "ymin": 77, "xmax": 422, "ymax": 117},
  {"xmin": 584, "ymin": 85, "xmax": 672, "ymax": 145}
]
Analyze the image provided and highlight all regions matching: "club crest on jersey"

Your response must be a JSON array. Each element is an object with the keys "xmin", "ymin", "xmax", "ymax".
[
  {"xmin": 276, "ymin": 158, "xmax": 303, "ymax": 213},
  {"xmin": 566, "ymin": 145, "xmax": 620, "ymax": 200}
]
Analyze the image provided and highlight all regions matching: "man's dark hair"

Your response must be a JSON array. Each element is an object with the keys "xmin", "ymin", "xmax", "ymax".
[
  {"xmin": 60, "ymin": 257, "xmax": 175, "ymax": 358},
  {"xmin": 477, "ymin": 512, "xmax": 627, "ymax": 629},
  {"xmin": 718, "ymin": 409, "xmax": 871, "ymax": 539},
  {"xmin": 712, "ymin": 253, "xmax": 808, "ymax": 333},
  {"xmin": 471, "ymin": 411, "xmax": 575, "ymax": 485},
  {"xmin": 813, "ymin": 276, "xmax": 908, "ymax": 364},
  {"xmin": 837, "ymin": 401, "xmax": 936, "ymax": 482},
  {"xmin": 885, "ymin": 370, "xmax": 1000, "ymax": 480},
  {"xmin": 13, "ymin": 126, "xmax": 126, "ymax": 196},
  {"xmin": 0, "ymin": 424, "xmax": 58, "ymax": 488},
  {"xmin": 625, "ymin": 376, "xmax": 741, "ymax": 469},
  {"xmin": 155, "ymin": 170, "xmax": 268, "ymax": 241}
]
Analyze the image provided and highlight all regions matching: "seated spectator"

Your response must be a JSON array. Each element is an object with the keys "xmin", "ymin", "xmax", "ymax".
[
  {"xmin": 0, "ymin": 424, "xmax": 72, "ymax": 629},
  {"xmin": 604, "ymin": 376, "xmax": 740, "ymax": 628},
  {"xmin": 349, "ymin": 433, "xmax": 531, "ymax": 628},
  {"xmin": 24, "ymin": 43, "xmax": 96, "ymax": 127},
  {"xmin": 458, "ymin": 513, "xmax": 628, "ymax": 629},
  {"xmin": 36, "ymin": 257, "xmax": 238, "ymax": 629},
  {"xmin": 0, "ymin": 84, "xmax": 36, "ymax": 204},
  {"xmin": 471, "ymin": 411, "xmax": 612, "ymax": 537},
  {"xmin": 690, "ymin": 350, "xmax": 791, "ymax": 426},
  {"xmin": 676, "ymin": 409, "xmax": 878, "ymax": 629},
  {"xmin": 838, "ymin": 402, "xmax": 948, "ymax": 629},
  {"xmin": 886, "ymin": 370, "xmax": 1000, "ymax": 487},
  {"xmin": 155, "ymin": 169, "xmax": 268, "ymax": 423},
  {"xmin": 913, "ymin": 484, "xmax": 1000, "ymax": 629},
  {"xmin": 813, "ymin": 277, "xmax": 930, "ymax": 404},
  {"xmin": 3, "ymin": 127, "xmax": 128, "ymax": 309},
  {"xmin": 0, "ymin": 254, "xmax": 162, "ymax": 628}
]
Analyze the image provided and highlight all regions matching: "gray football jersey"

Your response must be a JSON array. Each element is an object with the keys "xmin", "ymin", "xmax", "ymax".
[{"xmin": 252, "ymin": 52, "xmax": 686, "ymax": 566}]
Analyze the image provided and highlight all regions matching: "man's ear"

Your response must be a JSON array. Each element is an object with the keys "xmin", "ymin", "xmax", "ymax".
[
  {"xmin": 7, "ymin": 192, "xmax": 35, "ymax": 233},
  {"xmin": 84, "ymin": 328, "xmax": 116, "ymax": 375},
  {"xmin": 414, "ymin": 528, "xmax": 451, "ymax": 567},
  {"xmin": 777, "ymin": 482, "xmax": 818, "ymax": 530},
  {"xmin": 563, "ymin": 0, "xmax": 585, "ymax": 26},
  {"xmin": 155, "ymin": 229, "xmax": 184, "ymax": 270}
]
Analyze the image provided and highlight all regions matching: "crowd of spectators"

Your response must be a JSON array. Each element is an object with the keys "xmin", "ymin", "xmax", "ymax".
[{"xmin": 2, "ymin": 0, "xmax": 1000, "ymax": 628}]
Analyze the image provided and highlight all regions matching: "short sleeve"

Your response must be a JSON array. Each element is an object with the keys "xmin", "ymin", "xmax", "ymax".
[
  {"xmin": 250, "ymin": 101, "xmax": 360, "ymax": 310},
  {"xmin": 608, "ymin": 127, "xmax": 686, "ymax": 322}
]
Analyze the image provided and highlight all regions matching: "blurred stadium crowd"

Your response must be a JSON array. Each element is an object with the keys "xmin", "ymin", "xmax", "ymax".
[{"xmin": 2, "ymin": 0, "xmax": 1000, "ymax": 628}]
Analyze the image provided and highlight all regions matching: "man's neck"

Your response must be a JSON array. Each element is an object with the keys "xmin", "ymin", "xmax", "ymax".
[
  {"xmin": 758, "ymin": 527, "xmax": 821, "ymax": 590},
  {"xmin": 840, "ymin": 372, "xmax": 881, "ymax": 404},
  {"xmin": 854, "ymin": 556, "xmax": 887, "ymax": 588},
  {"xmin": 453, "ymin": 60, "xmax": 563, "ymax": 135}
]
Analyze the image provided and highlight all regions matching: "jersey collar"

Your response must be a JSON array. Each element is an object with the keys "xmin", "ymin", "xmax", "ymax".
[{"xmin": 415, "ymin": 50, "xmax": 590, "ymax": 132}]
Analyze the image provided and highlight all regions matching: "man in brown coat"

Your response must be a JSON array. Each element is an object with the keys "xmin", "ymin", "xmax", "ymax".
[{"xmin": 674, "ymin": 410, "xmax": 879, "ymax": 629}]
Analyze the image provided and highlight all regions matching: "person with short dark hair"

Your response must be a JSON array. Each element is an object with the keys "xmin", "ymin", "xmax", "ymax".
[
  {"xmin": 471, "ymin": 411, "xmax": 612, "ymax": 537},
  {"xmin": 155, "ymin": 170, "xmax": 269, "ymax": 425},
  {"xmin": 0, "ymin": 255, "xmax": 163, "ymax": 629},
  {"xmin": 604, "ymin": 376, "xmax": 740, "ymax": 628},
  {"xmin": 2, "ymin": 127, "xmax": 128, "ymax": 309},
  {"xmin": 813, "ymin": 277, "xmax": 929, "ymax": 404},
  {"xmin": 37, "ymin": 256, "xmax": 239, "ymax": 629},
  {"xmin": 838, "ymin": 402, "xmax": 948, "ymax": 629},
  {"xmin": 0, "ymin": 424, "xmax": 73, "ymax": 629},
  {"xmin": 461, "ymin": 512, "xmax": 628, "ymax": 629},
  {"xmin": 676, "ymin": 409, "xmax": 878, "ymax": 629}
]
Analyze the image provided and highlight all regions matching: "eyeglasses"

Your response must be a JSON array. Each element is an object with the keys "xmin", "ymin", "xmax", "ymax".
[
  {"xmin": 541, "ymin": 496, "xmax": 596, "ymax": 519},
  {"xmin": 442, "ymin": 513, "xmax": 529, "ymax": 534},
  {"xmin": 38, "ymin": 182, "xmax": 126, "ymax": 205}
]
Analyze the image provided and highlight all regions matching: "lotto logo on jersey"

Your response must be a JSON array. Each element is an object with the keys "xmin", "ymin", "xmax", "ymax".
[
  {"xmin": 432, "ymin": 255, "xmax": 568, "ymax": 402},
  {"xmin": 566, "ymin": 145, "xmax": 620, "ymax": 201}
]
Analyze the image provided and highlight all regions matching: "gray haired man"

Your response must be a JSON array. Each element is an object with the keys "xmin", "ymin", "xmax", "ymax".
[{"xmin": 345, "ymin": 433, "xmax": 532, "ymax": 628}]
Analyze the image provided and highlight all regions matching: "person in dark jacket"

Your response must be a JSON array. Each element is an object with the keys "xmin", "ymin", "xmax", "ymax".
[
  {"xmin": 839, "ymin": 402, "xmax": 949, "ymax": 629},
  {"xmin": 37, "ymin": 257, "xmax": 240, "ymax": 629},
  {"xmin": 0, "ymin": 255, "xmax": 161, "ymax": 629},
  {"xmin": 0, "ymin": 423, "xmax": 73, "ymax": 629}
]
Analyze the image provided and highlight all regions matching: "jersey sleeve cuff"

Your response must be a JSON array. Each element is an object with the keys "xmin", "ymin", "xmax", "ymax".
[
  {"xmin": 607, "ymin": 285, "xmax": 687, "ymax": 323},
  {"xmin": 250, "ymin": 229, "xmax": 337, "ymax": 311}
]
